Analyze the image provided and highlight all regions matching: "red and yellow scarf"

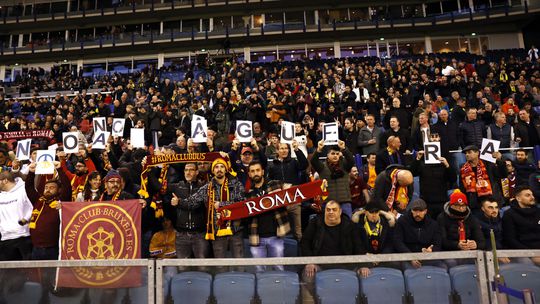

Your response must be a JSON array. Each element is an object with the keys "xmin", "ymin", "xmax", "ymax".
[
  {"xmin": 29, "ymin": 196, "xmax": 59, "ymax": 229},
  {"xmin": 461, "ymin": 160, "xmax": 493, "ymax": 196},
  {"xmin": 205, "ymin": 178, "xmax": 233, "ymax": 240},
  {"xmin": 385, "ymin": 169, "xmax": 409, "ymax": 211}
]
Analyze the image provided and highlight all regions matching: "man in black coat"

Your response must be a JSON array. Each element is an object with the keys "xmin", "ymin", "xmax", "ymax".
[
  {"xmin": 502, "ymin": 186, "xmax": 540, "ymax": 252},
  {"xmin": 301, "ymin": 201, "xmax": 363, "ymax": 298},
  {"xmin": 459, "ymin": 108, "xmax": 486, "ymax": 149},
  {"xmin": 393, "ymin": 199, "xmax": 444, "ymax": 269},
  {"xmin": 477, "ymin": 196, "xmax": 505, "ymax": 253},
  {"xmin": 372, "ymin": 165, "xmax": 414, "ymax": 214},
  {"xmin": 410, "ymin": 149, "xmax": 456, "ymax": 219},
  {"xmin": 375, "ymin": 136, "xmax": 405, "ymax": 174}
]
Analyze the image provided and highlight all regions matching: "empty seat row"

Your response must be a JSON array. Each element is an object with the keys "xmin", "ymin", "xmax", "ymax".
[{"xmin": 169, "ymin": 271, "xmax": 300, "ymax": 304}]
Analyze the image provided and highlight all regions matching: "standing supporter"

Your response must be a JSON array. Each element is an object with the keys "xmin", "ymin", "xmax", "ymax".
[
  {"xmin": 460, "ymin": 145, "xmax": 507, "ymax": 215},
  {"xmin": 459, "ymin": 108, "xmax": 486, "ymax": 149},
  {"xmin": 0, "ymin": 170, "xmax": 33, "ymax": 261},
  {"xmin": 25, "ymin": 162, "xmax": 71, "ymax": 260},
  {"xmin": 246, "ymin": 163, "xmax": 290, "ymax": 272},
  {"xmin": 310, "ymin": 140, "xmax": 355, "ymax": 218},
  {"xmin": 380, "ymin": 116, "xmax": 412, "ymax": 155},
  {"xmin": 358, "ymin": 114, "xmax": 382, "ymax": 156},
  {"xmin": 410, "ymin": 148, "xmax": 456, "ymax": 219},
  {"xmin": 375, "ymin": 136, "xmax": 404, "ymax": 174},
  {"xmin": 514, "ymin": 109, "xmax": 540, "ymax": 149},
  {"xmin": 75, "ymin": 171, "xmax": 103, "ymax": 202},
  {"xmin": 486, "ymin": 112, "xmax": 515, "ymax": 161},
  {"xmin": 349, "ymin": 166, "xmax": 369, "ymax": 211},
  {"xmin": 176, "ymin": 157, "xmax": 246, "ymax": 268},
  {"xmin": 57, "ymin": 149, "xmax": 97, "ymax": 201},
  {"xmin": 267, "ymin": 140, "xmax": 307, "ymax": 240},
  {"xmin": 169, "ymin": 163, "xmax": 209, "ymax": 264}
]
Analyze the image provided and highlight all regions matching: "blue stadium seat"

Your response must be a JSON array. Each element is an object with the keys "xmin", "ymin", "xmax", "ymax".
[
  {"xmin": 449, "ymin": 265, "xmax": 479, "ymax": 304},
  {"xmin": 500, "ymin": 263, "xmax": 540, "ymax": 304},
  {"xmin": 170, "ymin": 271, "xmax": 212, "ymax": 304},
  {"xmin": 213, "ymin": 272, "xmax": 255, "ymax": 304},
  {"xmin": 360, "ymin": 267, "xmax": 405, "ymax": 304},
  {"xmin": 404, "ymin": 266, "xmax": 451, "ymax": 304},
  {"xmin": 316, "ymin": 269, "xmax": 359, "ymax": 304},
  {"xmin": 7, "ymin": 281, "xmax": 42, "ymax": 303},
  {"xmin": 284, "ymin": 238, "xmax": 298, "ymax": 257},
  {"xmin": 257, "ymin": 271, "xmax": 300, "ymax": 304}
]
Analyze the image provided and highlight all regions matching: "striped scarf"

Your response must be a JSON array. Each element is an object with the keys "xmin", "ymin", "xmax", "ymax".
[{"xmin": 205, "ymin": 178, "xmax": 233, "ymax": 240}]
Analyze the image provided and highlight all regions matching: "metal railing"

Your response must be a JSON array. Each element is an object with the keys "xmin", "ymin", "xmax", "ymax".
[{"xmin": 0, "ymin": 250, "xmax": 538, "ymax": 303}]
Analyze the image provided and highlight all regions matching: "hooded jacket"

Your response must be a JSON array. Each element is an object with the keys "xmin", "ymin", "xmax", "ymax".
[
  {"xmin": 437, "ymin": 202, "xmax": 486, "ymax": 251},
  {"xmin": 502, "ymin": 201, "xmax": 540, "ymax": 249},
  {"xmin": 0, "ymin": 178, "xmax": 33, "ymax": 241},
  {"xmin": 393, "ymin": 210, "xmax": 441, "ymax": 253}
]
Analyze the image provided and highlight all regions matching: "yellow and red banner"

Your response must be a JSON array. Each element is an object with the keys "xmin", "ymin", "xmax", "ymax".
[{"xmin": 57, "ymin": 200, "xmax": 141, "ymax": 288}]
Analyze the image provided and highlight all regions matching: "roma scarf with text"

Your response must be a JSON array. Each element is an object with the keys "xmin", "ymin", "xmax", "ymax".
[
  {"xmin": 138, "ymin": 152, "xmax": 227, "ymax": 198},
  {"xmin": 218, "ymin": 180, "xmax": 327, "ymax": 224},
  {"xmin": 0, "ymin": 130, "xmax": 54, "ymax": 141}
]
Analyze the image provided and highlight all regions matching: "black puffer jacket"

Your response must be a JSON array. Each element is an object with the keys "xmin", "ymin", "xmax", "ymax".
[
  {"xmin": 437, "ymin": 202, "xmax": 486, "ymax": 251},
  {"xmin": 353, "ymin": 210, "xmax": 396, "ymax": 254},
  {"xmin": 502, "ymin": 201, "xmax": 540, "ymax": 249}
]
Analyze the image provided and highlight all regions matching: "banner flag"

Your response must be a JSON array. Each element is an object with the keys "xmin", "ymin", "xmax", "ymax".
[
  {"xmin": 57, "ymin": 200, "xmax": 142, "ymax": 288},
  {"xmin": 218, "ymin": 180, "xmax": 326, "ymax": 223}
]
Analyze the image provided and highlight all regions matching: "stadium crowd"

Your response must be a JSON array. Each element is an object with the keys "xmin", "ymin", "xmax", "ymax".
[{"xmin": 0, "ymin": 51, "xmax": 539, "ymax": 278}]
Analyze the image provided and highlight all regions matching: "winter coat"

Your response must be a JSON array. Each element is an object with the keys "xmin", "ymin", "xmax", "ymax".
[
  {"xmin": 352, "ymin": 209, "xmax": 396, "ymax": 254},
  {"xmin": 437, "ymin": 202, "xmax": 486, "ymax": 251},
  {"xmin": 301, "ymin": 214, "xmax": 363, "ymax": 256},
  {"xmin": 393, "ymin": 210, "xmax": 441, "ymax": 253},
  {"xmin": 502, "ymin": 201, "xmax": 540, "ymax": 249}
]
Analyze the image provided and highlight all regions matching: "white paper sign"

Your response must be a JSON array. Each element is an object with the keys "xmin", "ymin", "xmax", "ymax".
[
  {"xmin": 322, "ymin": 122, "xmax": 339, "ymax": 145},
  {"xmin": 112, "ymin": 118, "xmax": 125, "ymax": 137},
  {"xmin": 236, "ymin": 121, "xmax": 253, "ymax": 143},
  {"xmin": 280, "ymin": 121, "xmax": 295, "ymax": 144},
  {"xmin": 92, "ymin": 131, "xmax": 110, "ymax": 149},
  {"xmin": 93, "ymin": 117, "xmax": 107, "ymax": 133},
  {"xmin": 193, "ymin": 114, "xmax": 205, "ymax": 121},
  {"xmin": 480, "ymin": 138, "xmax": 500, "ymax": 163},
  {"xmin": 36, "ymin": 150, "xmax": 56, "ymax": 175},
  {"xmin": 131, "ymin": 128, "xmax": 146, "ymax": 148},
  {"xmin": 48, "ymin": 144, "xmax": 58, "ymax": 151},
  {"xmin": 63, "ymin": 132, "xmax": 80, "ymax": 154},
  {"xmin": 424, "ymin": 142, "xmax": 441, "ymax": 164},
  {"xmin": 16, "ymin": 139, "xmax": 32, "ymax": 161},
  {"xmin": 291, "ymin": 135, "xmax": 308, "ymax": 159},
  {"xmin": 191, "ymin": 119, "xmax": 207, "ymax": 143}
]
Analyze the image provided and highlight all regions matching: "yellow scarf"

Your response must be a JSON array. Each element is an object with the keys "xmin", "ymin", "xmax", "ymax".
[{"xmin": 205, "ymin": 179, "xmax": 233, "ymax": 240}]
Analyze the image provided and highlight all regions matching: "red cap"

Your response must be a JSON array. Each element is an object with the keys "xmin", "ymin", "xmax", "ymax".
[{"xmin": 241, "ymin": 147, "xmax": 253, "ymax": 155}]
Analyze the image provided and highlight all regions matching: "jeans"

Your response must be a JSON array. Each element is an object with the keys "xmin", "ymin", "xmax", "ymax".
[
  {"xmin": 175, "ymin": 231, "xmax": 209, "ymax": 259},
  {"xmin": 250, "ymin": 237, "xmax": 285, "ymax": 272},
  {"xmin": 176, "ymin": 230, "xmax": 210, "ymax": 271},
  {"xmin": 212, "ymin": 233, "xmax": 244, "ymax": 272}
]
